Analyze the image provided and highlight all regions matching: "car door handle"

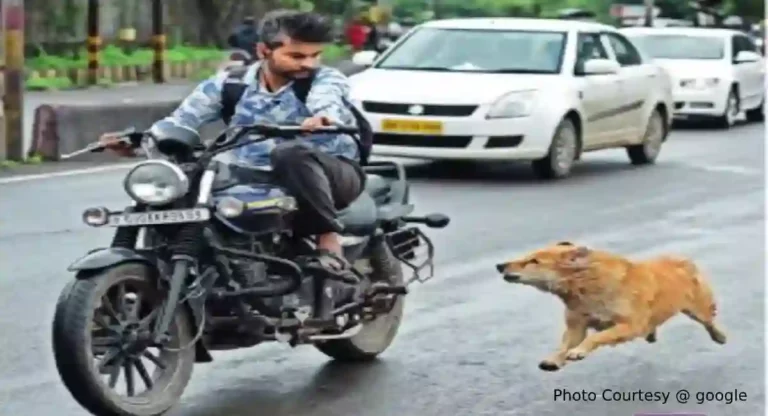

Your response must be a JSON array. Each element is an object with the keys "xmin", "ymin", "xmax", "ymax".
[{"xmin": 646, "ymin": 74, "xmax": 657, "ymax": 78}]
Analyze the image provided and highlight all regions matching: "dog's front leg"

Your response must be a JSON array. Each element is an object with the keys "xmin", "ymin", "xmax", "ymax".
[
  {"xmin": 565, "ymin": 322, "xmax": 641, "ymax": 361},
  {"xmin": 540, "ymin": 314, "xmax": 588, "ymax": 371}
]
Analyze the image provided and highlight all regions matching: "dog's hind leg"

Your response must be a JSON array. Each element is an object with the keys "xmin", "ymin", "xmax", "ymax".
[{"xmin": 682, "ymin": 277, "xmax": 726, "ymax": 344}]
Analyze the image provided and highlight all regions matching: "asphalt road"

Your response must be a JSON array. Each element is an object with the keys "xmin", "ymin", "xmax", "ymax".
[{"xmin": 0, "ymin": 121, "xmax": 764, "ymax": 416}]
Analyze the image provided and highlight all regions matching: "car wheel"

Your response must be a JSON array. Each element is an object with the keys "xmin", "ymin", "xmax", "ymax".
[
  {"xmin": 531, "ymin": 118, "xmax": 578, "ymax": 180},
  {"xmin": 745, "ymin": 98, "xmax": 765, "ymax": 122},
  {"xmin": 713, "ymin": 88, "xmax": 740, "ymax": 128},
  {"xmin": 627, "ymin": 108, "xmax": 666, "ymax": 165}
]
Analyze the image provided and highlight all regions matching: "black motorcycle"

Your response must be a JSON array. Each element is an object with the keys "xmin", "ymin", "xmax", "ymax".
[{"xmin": 52, "ymin": 123, "xmax": 449, "ymax": 416}]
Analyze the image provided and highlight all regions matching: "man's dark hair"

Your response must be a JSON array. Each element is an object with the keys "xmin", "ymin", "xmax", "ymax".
[{"xmin": 258, "ymin": 10, "xmax": 333, "ymax": 48}]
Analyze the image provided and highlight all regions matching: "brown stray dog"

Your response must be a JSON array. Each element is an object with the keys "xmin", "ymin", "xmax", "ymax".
[{"xmin": 496, "ymin": 242, "xmax": 727, "ymax": 371}]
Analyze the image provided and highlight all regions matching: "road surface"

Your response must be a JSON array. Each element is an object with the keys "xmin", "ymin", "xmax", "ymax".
[{"xmin": 0, "ymin": 121, "xmax": 764, "ymax": 416}]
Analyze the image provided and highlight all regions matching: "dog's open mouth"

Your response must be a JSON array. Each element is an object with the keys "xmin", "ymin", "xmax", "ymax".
[{"xmin": 503, "ymin": 273, "xmax": 521, "ymax": 282}]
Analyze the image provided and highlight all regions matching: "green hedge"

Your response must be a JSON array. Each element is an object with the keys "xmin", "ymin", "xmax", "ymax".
[
  {"xmin": 26, "ymin": 45, "xmax": 226, "ymax": 71},
  {"xmin": 27, "ymin": 43, "xmax": 351, "ymax": 71}
]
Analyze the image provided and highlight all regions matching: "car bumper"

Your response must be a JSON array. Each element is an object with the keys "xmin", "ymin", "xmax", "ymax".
[
  {"xmin": 672, "ymin": 88, "xmax": 727, "ymax": 118},
  {"xmin": 366, "ymin": 113, "xmax": 553, "ymax": 161}
]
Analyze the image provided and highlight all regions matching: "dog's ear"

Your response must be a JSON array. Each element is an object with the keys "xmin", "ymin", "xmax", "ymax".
[
  {"xmin": 559, "ymin": 246, "xmax": 591, "ymax": 269},
  {"xmin": 556, "ymin": 241, "xmax": 574, "ymax": 246}
]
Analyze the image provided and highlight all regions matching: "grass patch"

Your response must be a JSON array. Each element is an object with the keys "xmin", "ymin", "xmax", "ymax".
[
  {"xmin": 0, "ymin": 154, "xmax": 42, "ymax": 169},
  {"xmin": 26, "ymin": 45, "xmax": 226, "ymax": 71}
]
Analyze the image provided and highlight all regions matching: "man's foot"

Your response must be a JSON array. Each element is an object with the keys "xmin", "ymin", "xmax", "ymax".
[{"xmin": 310, "ymin": 249, "xmax": 360, "ymax": 284}]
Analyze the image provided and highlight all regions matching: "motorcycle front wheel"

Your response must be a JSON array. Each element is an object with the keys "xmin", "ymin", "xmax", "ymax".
[{"xmin": 52, "ymin": 262, "xmax": 195, "ymax": 416}]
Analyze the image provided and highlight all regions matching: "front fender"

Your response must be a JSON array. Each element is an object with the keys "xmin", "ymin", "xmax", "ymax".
[
  {"xmin": 68, "ymin": 247, "xmax": 157, "ymax": 274},
  {"xmin": 66, "ymin": 247, "xmax": 213, "ymax": 363}
]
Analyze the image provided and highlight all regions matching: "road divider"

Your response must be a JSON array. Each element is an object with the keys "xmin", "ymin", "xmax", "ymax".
[
  {"xmin": 29, "ymin": 101, "xmax": 222, "ymax": 161},
  {"xmin": 27, "ymin": 61, "xmax": 368, "ymax": 161}
]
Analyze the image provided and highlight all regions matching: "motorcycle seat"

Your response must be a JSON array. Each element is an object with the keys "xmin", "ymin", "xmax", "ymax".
[
  {"xmin": 364, "ymin": 174, "xmax": 391, "ymax": 199},
  {"xmin": 338, "ymin": 192, "xmax": 378, "ymax": 236},
  {"xmin": 338, "ymin": 173, "xmax": 408, "ymax": 236}
]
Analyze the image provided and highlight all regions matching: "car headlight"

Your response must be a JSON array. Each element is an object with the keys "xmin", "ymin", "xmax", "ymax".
[
  {"xmin": 123, "ymin": 160, "xmax": 189, "ymax": 206},
  {"xmin": 680, "ymin": 78, "xmax": 720, "ymax": 89},
  {"xmin": 486, "ymin": 90, "xmax": 537, "ymax": 119}
]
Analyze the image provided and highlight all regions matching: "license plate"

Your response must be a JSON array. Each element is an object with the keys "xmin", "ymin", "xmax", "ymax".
[
  {"xmin": 380, "ymin": 118, "xmax": 443, "ymax": 135},
  {"xmin": 106, "ymin": 208, "xmax": 210, "ymax": 227}
]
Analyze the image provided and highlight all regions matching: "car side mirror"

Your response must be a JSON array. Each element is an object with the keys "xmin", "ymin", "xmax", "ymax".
[
  {"xmin": 734, "ymin": 50, "xmax": 761, "ymax": 63},
  {"xmin": 352, "ymin": 50, "xmax": 378, "ymax": 66},
  {"xmin": 581, "ymin": 58, "xmax": 620, "ymax": 75}
]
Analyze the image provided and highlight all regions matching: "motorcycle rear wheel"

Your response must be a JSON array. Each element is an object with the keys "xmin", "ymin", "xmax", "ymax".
[
  {"xmin": 52, "ymin": 262, "xmax": 195, "ymax": 416},
  {"xmin": 314, "ymin": 242, "xmax": 405, "ymax": 361}
]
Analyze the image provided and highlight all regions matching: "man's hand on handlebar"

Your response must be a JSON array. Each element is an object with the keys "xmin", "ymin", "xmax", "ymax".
[
  {"xmin": 299, "ymin": 115, "xmax": 333, "ymax": 133},
  {"xmin": 98, "ymin": 133, "xmax": 136, "ymax": 157}
]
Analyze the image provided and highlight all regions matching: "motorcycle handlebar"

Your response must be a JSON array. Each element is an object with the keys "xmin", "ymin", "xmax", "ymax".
[
  {"xmin": 62, "ymin": 123, "xmax": 358, "ymax": 160},
  {"xmin": 242, "ymin": 123, "xmax": 359, "ymax": 137},
  {"xmin": 214, "ymin": 123, "xmax": 359, "ymax": 154}
]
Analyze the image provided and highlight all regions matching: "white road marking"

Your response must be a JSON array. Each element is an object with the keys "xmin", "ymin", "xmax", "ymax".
[
  {"xmin": 0, "ymin": 163, "xmax": 136, "ymax": 185},
  {"xmin": 677, "ymin": 162, "xmax": 762, "ymax": 176}
]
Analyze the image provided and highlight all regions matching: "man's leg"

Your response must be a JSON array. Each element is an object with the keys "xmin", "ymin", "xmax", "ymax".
[{"xmin": 270, "ymin": 142, "xmax": 364, "ymax": 271}]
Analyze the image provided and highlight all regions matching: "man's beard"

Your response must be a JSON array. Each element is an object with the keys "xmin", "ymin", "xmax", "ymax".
[{"xmin": 266, "ymin": 59, "xmax": 312, "ymax": 80}]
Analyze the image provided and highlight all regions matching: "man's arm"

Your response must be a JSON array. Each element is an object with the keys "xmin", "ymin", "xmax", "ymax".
[
  {"xmin": 303, "ymin": 67, "xmax": 356, "ymax": 125},
  {"xmin": 151, "ymin": 71, "xmax": 228, "ymax": 132}
]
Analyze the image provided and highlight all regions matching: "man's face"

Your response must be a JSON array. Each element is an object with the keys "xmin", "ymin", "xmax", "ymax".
[{"xmin": 258, "ymin": 35, "xmax": 325, "ymax": 79}]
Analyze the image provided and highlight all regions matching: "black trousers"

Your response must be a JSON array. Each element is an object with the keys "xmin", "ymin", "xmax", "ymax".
[{"xmin": 270, "ymin": 142, "xmax": 365, "ymax": 236}]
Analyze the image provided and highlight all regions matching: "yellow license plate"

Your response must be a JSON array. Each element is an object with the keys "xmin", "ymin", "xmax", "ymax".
[{"xmin": 380, "ymin": 118, "xmax": 444, "ymax": 135}]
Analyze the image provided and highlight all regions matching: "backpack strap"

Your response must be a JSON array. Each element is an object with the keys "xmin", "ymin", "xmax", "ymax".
[{"xmin": 221, "ymin": 66, "xmax": 249, "ymax": 125}]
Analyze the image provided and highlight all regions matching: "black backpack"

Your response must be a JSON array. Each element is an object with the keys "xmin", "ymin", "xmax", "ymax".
[{"xmin": 220, "ymin": 66, "xmax": 374, "ymax": 165}]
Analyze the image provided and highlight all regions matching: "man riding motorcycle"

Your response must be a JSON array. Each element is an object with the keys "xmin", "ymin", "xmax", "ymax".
[{"xmin": 102, "ymin": 10, "xmax": 366, "ymax": 281}]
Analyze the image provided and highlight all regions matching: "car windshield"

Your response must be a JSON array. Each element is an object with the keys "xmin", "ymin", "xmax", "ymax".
[
  {"xmin": 374, "ymin": 27, "xmax": 567, "ymax": 74},
  {"xmin": 627, "ymin": 34, "xmax": 725, "ymax": 60}
]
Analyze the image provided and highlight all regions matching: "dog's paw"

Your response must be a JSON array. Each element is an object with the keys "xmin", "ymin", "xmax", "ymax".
[
  {"xmin": 538, "ymin": 359, "xmax": 563, "ymax": 372},
  {"xmin": 709, "ymin": 327, "xmax": 727, "ymax": 344},
  {"xmin": 565, "ymin": 347, "xmax": 589, "ymax": 361}
]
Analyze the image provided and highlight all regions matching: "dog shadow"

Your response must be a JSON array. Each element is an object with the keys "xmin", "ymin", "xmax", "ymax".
[{"xmin": 177, "ymin": 360, "xmax": 392, "ymax": 416}]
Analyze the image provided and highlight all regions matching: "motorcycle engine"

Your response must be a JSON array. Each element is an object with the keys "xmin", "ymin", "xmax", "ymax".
[
  {"xmin": 229, "ymin": 258, "xmax": 315, "ymax": 317},
  {"xmin": 220, "ymin": 232, "xmax": 355, "ymax": 318}
]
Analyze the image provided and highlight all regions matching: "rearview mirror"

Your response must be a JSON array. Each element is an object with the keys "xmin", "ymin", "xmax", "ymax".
[
  {"xmin": 582, "ymin": 59, "xmax": 620, "ymax": 75},
  {"xmin": 352, "ymin": 50, "xmax": 378, "ymax": 66},
  {"xmin": 734, "ymin": 50, "xmax": 761, "ymax": 63}
]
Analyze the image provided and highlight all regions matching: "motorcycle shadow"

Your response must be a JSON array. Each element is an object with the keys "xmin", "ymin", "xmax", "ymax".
[{"xmin": 178, "ymin": 360, "xmax": 392, "ymax": 416}]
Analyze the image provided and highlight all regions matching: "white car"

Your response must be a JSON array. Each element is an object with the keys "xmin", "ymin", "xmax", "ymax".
[
  {"xmin": 348, "ymin": 18, "xmax": 674, "ymax": 179},
  {"xmin": 621, "ymin": 26, "xmax": 765, "ymax": 128}
]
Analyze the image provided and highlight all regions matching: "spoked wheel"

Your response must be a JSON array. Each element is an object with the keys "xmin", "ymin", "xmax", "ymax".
[{"xmin": 52, "ymin": 263, "xmax": 195, "ymax": 416}]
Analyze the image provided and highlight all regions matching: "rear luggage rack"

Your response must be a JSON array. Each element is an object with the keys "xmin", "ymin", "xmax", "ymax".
[{"xmin": 385, "ymin": 226, "xmax": 435, "ymax": 284}]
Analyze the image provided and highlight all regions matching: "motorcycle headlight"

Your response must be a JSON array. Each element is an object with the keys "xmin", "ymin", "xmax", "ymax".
[
  {"xmin": 486, "ymin": 90, "xmax": 537, "ymax": 119},
  {"xmin": 123, "ymin": 160, "xmax": 189, "ymax": 206}
]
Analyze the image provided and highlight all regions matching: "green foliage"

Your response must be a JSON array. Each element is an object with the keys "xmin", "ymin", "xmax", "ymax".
[{"xmin": 26, "ymin": 45, "xmax": 227, "ymax": 71}]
